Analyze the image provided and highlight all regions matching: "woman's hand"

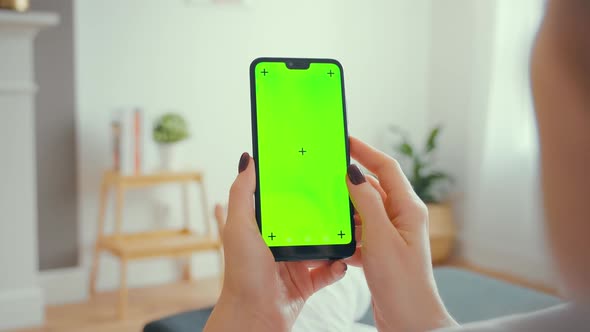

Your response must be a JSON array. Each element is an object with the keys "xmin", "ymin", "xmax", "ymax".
[
  {"xmin": 204, "ymin": 153, "xmax": 348, "ymax": 332},
  {"xmin": 345, "ymin": 137, "xmax": 457, "ymax": 332}
]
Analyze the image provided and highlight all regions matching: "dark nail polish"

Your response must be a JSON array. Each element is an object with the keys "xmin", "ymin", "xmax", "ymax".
[
  {"xmin": 348, "ymin": 164, "xmax": 366, "ymax": 185},
  {"xmin": 238, "ymin": 152, "xmax": 250, "ymax": 173}
]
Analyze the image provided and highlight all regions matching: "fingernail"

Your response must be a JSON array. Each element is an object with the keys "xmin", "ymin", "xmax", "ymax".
[
  {"xmin": 348, "ymin": 164, "xmax": 366, "ymax": 185},
  {"xmin": 238, "ymin": 152, "xmax": 250, "ymax": 173}
]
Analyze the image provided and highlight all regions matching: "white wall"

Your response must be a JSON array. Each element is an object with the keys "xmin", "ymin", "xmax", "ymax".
[
  {"xmin": 427, "ymin": 0, "xmax": 496, "ymax": 254},
  {"xmin": 428, "ymin": 0, "xmax": 554, "ymax": 286},
  {"xmin": 75, "ymin": 0, "xmax": 432, "ymax": 290}
]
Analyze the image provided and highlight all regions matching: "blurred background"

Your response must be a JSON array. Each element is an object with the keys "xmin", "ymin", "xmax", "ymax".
[{"xmin": 0, "ymin": 0, "xmax": 553, "ymax": 331}]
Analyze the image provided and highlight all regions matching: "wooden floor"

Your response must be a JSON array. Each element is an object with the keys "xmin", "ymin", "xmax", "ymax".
[
  {"xmin": 9, "ymin": 263, "xmax": 557, "ymax": 332},
  {"xmin": 14, "ymin": 278, "xmax": 221, "ymax": 332}
]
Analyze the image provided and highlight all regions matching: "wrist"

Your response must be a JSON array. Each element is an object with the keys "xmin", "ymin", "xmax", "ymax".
[
  {"xmin": 204, "ymin": 290, "xmax": 288, "ymax": 332},
  {"xmin": 423, "ymin": 291, "xmax": 459, "ymax": 330},
  {"xmin": 434, "ymin": 310, "xmax": 459, "ymax": 330},
  {"xmin": 373, "ymin": 291, "xmax": 458, "ymax": 332},
  {"xmin": 426, "ymin": 295, "xmax": 459, "ymax": 330}
]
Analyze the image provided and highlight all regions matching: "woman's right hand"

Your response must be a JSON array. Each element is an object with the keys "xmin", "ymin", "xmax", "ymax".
[{"xmin": 345, "ymin": 137, "xmax": 457, "ymax": 332}]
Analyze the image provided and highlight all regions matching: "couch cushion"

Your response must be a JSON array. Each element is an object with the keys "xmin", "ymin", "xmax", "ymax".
[
  {"xmin": 144, "ymin": 267, "xmax": 561, "ymax": 331},
  {"xmin": 143, "ymin": 308, "xmax": 214, "ymax": 332},
  {"xmin": 357, "ymin": 267, "xmax": 560, "ymax": 325},
  {"xmin": 435, "ymin": 267, "xmax": 560, "ymax": 323}
]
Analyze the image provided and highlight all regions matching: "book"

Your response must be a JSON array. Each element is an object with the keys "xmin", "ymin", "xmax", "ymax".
[
  {"xmin": 111, "ymin": 108, "xmax": 143, "ymax": 175},
  {"xmin": 111, "ymin": 120, "xmax": 121, "ymax": 171}
]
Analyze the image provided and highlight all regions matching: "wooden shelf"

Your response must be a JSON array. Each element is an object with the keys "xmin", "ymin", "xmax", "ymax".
[
  {"xmin": 89, "ymin": 170, "xmax": 220, "ymax": 319},
  {"xmin": 98, "ymin": 229, "xmax": 221, "ymax": 260},
  {"xmin": 103, "ymin": 170, "xmax": 203, "ymax": 189}
]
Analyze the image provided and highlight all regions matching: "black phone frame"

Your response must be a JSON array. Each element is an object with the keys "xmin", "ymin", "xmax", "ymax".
[{"xmin": 249, "ymin": 57, "xmax": 356, "ymax": 261}]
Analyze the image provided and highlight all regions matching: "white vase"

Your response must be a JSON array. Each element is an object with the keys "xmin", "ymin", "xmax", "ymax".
[{"xmin": 158, "ymin": 144, "xmax": 176, "ymax": 171}]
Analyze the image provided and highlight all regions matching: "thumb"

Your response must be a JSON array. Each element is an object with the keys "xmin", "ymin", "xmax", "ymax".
[
  {"xmin": 226, "ymin": 152, "xmax": 257, "ymax": 228},
  {"xmin": 309, "ymin": 261, "xmax": 348, "ymax": 293},
  {"xmin": 346, "ymin": 164, "xmax": 397, "ymax": 243}
]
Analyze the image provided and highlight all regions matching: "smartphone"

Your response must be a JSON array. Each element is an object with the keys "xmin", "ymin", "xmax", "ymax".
[{"xmin": 249, "ymin": 57, "xmax": 355, "ymax": 261}]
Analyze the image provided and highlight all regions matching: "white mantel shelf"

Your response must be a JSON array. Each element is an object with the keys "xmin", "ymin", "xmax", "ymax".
[
  {"xmin": 0, "ymin": 10, "xmax": 59, "ymax": 331},
  {"xmin": 0, "ymin": 11, "xmax": 59, "ymax": 96},
  {"xmin": 0, "ymin": 10, "xmax": 59, "ymax": 27}
]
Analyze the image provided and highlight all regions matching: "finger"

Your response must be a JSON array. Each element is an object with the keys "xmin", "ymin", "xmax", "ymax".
[
  {"xmin": 302, "ymin": 260, "xmax": 330, "ymax": 269},
  {"xmin": 309, "ymin": 261, "xmax": 348, "ymax": 292},
  {"xmin": 368, "ymin": 171, "xmax": 401, "ymax": 221},
  {"xmin": 366, "ymin": 174, "xmax": 387, "ymax": 202},
  {"xmin": 214, "ymin": 204, "xmax": 226, "ymax": 222},
  {"xmin": 355, "ymin": 224, "xmax": 362, "ymax": 243},
  {"xmin": 278, "ymin": 262, "xmax": 299, "ymax": 295},
  {"xmin": 344, "ymin": 246, "xmax": 363, "ymax": 267},
  {"xmin": 346, "ymin": 164, "xmax": 397, "ymax": 235},
  {"xmin": 226, "ymin": 152, "xmax": 257, "ymax": 229},
  {"xmin": 350, "ymin": 137, "xmax": 416, "ymax": 201},
  {"xmin": 214, "ymin": 204, "xmax": 227, "ymax": 236},
  {"xmin": 354, "ymin": 213, "xmax": 362, "ymax": 226}
]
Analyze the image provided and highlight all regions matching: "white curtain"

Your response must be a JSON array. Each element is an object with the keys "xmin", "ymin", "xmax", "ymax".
[{"xmin": 464, "ymin": 0, "xmax": 551, "ymax": 282}]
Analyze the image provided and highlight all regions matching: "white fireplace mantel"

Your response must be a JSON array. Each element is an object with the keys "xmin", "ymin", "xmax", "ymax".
[
  {"xmin": 0, "ymin": 11, "xmax": 58, "ymax": 28},
  {"xmin": 0, "ymin": 11, "xmax": 58, "ymax": 95},
  {"xmin": 0, "ymin": 10, "xmax": 58, "ymax": 330}
]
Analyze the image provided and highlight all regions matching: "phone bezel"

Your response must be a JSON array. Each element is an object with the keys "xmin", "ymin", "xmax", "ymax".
[{"xmin": 249, "ymin": 57, "xmax": 356, "ymax": 261}]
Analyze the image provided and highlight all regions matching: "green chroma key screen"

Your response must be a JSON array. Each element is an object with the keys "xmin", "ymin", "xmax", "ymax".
[{"xmin": 253, "ymin": 60, "xmax": 352, "ymax": 247}]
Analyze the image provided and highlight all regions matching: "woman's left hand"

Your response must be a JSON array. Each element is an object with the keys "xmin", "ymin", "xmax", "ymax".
[{"xmin": 204, "ymin": 153, "xmax": 348, "ymax": 332}]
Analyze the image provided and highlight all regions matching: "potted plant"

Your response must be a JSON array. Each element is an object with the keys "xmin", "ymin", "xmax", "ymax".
[
  {"xmin": 153, "ymin": 113, "xmax": 189, "ymax": 170},
  {"xmin": 389, "ymin": 125, "xmax": 455, "ymax": 263}
]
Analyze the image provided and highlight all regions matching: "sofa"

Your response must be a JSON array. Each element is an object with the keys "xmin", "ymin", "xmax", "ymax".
[{"xmin": 144, "ymin": 267, "xmax": 560, "ymax": 332}]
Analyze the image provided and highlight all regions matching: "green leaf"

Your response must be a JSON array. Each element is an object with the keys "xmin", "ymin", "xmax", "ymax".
[
  {"xmin": 411, "ymin": 156, "xmax": 426, "ymax": 195},
  {"xmin": 398, "ymin": 142, "xmax": 414, "ymax": 157},
  {"xmin": 422, "ymin": 172, "xmax": 450, "ymax": 193},
  {"xmin": 425, "ymin": 126, "xmax": 441, "ymax": 153},
  {"xmin": 420, "ymin": 192, "xmax": 436, "ymax": 204},
  {"xmin": 412, "ymin": 156, "xmax": 423, "ymax": 180},
  {"xmin": 423, "ymin": 172, "xmax": 449, "ymax": 185},
  {"xmin": 412, "ymin": 171, "xmax": 450, "ymax": 203}
]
